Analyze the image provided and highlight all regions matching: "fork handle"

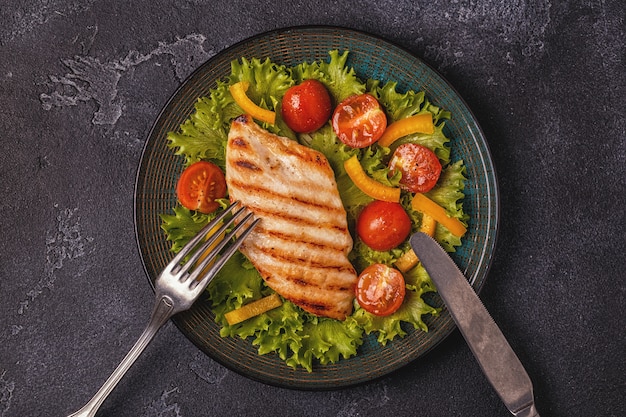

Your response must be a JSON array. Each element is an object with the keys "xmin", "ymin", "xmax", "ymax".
[{"xmin": 67, "ymin": 296, "xmax": 174, "ymax": 417}]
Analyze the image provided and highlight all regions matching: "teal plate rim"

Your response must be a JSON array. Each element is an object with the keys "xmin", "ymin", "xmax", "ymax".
[{"xmin": 134, "ymin": 25, "xmax": 500, "ymax": 390}]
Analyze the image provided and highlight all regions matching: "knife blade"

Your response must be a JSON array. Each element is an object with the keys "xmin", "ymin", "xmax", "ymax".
[{"xmin": 410, "ymin": 232, "xmax": 540, "ymax": 417}]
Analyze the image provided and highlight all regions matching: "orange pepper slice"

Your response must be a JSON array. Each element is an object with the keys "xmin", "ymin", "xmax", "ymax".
[
  {"xmin": 193, "ymin": 222, "xmax": 225, "ymax": 278},
  {"xmin": 224, "ymin": 293, "xmax": 283, "ymax": 325},
  {"xmin": 411, "ymin": 193, "xmax": 467, "ymax": 237},
  {"xmin": 394, "ymin": 249, "xmax": 419, "ymax": 273},
  {"xmin": 394, "ymin": 213, "xmax": 436, "ymax": 272},
  {"xmin": 229, "ymin": 81, "xmax": 276, "ymax": 124},
  {"xmin": 344, "ymin": 155, "xmax": 401, "ymax": 202},
  {"xmin": 419, "ymin": 213, "xmax": 437, "ymax": 237},
  {"xmin": 378, "ymin": 113, "xmax": 435, "ymax": 148}
]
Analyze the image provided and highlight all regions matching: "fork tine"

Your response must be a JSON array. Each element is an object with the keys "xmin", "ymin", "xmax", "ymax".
[
  {"xmin": 176, "ymin": 204, "xmax": 250, "ymax": 277},
  {"xmin": 167, "ymin": 201, "xmax": 240, "ymax": 271},
  {"xmin": 188, "ymin": 213, "xmax": 260, "ymax": 287}
]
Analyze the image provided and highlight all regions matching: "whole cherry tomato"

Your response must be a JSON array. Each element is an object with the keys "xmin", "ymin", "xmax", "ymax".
[
  {"xmin": 356, "ymin": 200, "xmax": 412, "ymax": 251},
  {"xmin": 332, "ymin": 93, "xmax": 387, "ymax": 148},
  {"xmin": 388, "ymin": 143, "xmax": 442, "ymax": 193},
  {"xmin": 176, "ymin": 161, "xmax": 227, "ymax": 214},
  {"xmin": 281, "ymin": 79, "xmax": 332, "ymax": 133},
  {"xmin": 355, "ymin": 263, "xmax": 406, "ymax": 316}
]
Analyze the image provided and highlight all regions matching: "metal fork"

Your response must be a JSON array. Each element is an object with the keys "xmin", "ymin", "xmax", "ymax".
[{"xmin": 68, "ymin": 202, "xmax": 259, "ymax": 417}]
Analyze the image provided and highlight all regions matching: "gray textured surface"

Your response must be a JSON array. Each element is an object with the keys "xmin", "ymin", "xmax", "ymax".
[{"xmin": 1, "ymin": 1, "xmax": 624, "ymax": 416}]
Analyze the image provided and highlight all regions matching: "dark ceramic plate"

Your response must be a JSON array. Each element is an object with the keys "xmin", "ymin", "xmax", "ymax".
[{"xmin": 134, "ymin": 26, "xmax": 499, "ymax": 390}]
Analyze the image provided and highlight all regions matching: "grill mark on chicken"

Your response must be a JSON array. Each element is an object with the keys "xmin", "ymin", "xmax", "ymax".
[
  {"xmin": 281, "ymin": 145, "xmax": 329, "ymax": 168},
  {"xmin": 227, "ymin": 178, "xmax": 345, "ymax": 218},
  {"xmin": 260, "ymin": 228, "xmax": 348, "ymax": 253},
  {"xmin": 234, "ymin": 160, "xmax": 261, "ymax": 171},
  {"xmin": 247, "ymin": 238, "xmax": 356, "ymax": 273},
  {"xmin": 225, "ymin": 114, "xmax": 358, "ymax": 320},
  {"xmin": 291, "ymin": 299, "xmax": 336, "ymax": 315},
  {"xmin": 285, "ymin": 277, "xmax": 353, "ymax": 292},
  {"xmin": 282, "ymin": 275, "xmax": 352, "ymax": 292},
  {"xmin": 231, "ymin": 136, "xmax": 248, "ymax": 148}
]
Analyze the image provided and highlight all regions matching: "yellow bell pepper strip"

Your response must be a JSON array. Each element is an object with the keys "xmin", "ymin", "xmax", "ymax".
[
  {"xmin": 224, "ymin": 293, "xmax": 283, "ymax": 325},
  {"xmin": 394, "ymin": 213, "xmax": 436, "ymax": 272},
  {"xmin": 394, "ymin": 248, "xmax": 419, "ymax": 273},
  {"xmin": 378, "ymin": 113, "xmax": 435, "ymax": 148},
  {"xmin": 411, "ymin": 193, "xmax": 467, "ymax": 237},
  {"xmin": 419, "ymin": 213, "xmax": 437, "ymax": 237},
  {"xmin": 229, "ymin": 81, "xmax": 276, "ymax": 124},
  {"xmin": 343, "ymin": 155, "xmax": 401, "ymax": 202},
  {"xmin": 194, "ymin": 222, "xmax": 225, "ymax": 277}
]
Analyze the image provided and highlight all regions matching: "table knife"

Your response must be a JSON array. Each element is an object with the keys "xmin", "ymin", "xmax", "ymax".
[{"xmin": 409, "ymin": 232, "xmax": 540, "ymax": 417}]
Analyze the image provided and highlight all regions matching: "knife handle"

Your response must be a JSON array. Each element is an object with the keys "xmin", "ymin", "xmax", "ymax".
[{"xmin": 516, "ymin": 403, "xmax": 540, "ymax": 417}]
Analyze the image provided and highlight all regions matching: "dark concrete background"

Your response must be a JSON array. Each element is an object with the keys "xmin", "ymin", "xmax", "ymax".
[{"xmin": 1, "ymin": 1, "xmax": 624, "ymax": 416}]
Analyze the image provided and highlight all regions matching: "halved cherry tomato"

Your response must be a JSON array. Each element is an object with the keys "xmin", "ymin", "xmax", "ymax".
[
  {"xmin": 356, "ymin": 201, "xmax": 412, "ymax": 251},
  {"xmin": 355, "ymin": 263, "xmax": 406, "ymax": 316},
  {"xmin": 332, "ymin": 93, "xmax": 387, "ymax": 148},
  {"xmin": 281, "ymin": 79, "xmax": 332, "ymax": 133},
  {"xmin": 176, "ymin": 161, "xmax": 227, "ymax": 214},
  {"xmin": 388, "ymin": 143, "xmax": 442, "ymax": 193}
]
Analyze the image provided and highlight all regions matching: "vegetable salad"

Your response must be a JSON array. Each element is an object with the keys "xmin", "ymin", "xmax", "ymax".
[{"xmin": 161, "ymin": 51, "xmax": 467, "ymax": 371}]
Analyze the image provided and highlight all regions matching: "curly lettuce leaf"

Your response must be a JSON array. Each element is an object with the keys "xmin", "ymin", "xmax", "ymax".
[
  {"xmin": 166, "ymin": 97, "xmax": 228, "ymax": 168},
  {"xmin": 368, "ymin": 79, "xmax": 426, "ymax": 121},
  {"xmin": 295, "ymin": 317, "xmax": 363, "ymax": 367},
  {"xmin": 358, "ymin": 145, "xmax": 401, "ymax": 187},
  {"xmin": 208, "ymin": 251, "xmax": 266, "ymax": 315},
  {"xmin": 349, "ymin": 240, "xmax": 404, "ymax": 273},
  {"xmin": 228, "ymin": 57, "xmax": 294, "ymax": 137},
  {"xmin": 426, "ymin": 160, "xmax": 468, "ymax": 251},
  {"xmin": 159, "ymin": 206, "xmax": 210, "ymax": 253},
  {"xmin": 229, "ymin": 57, "xmax": 294, "ymax": 111},
  {"xmin": 291, "ymin": 50, "xmax": 366, "ymax": 102}
]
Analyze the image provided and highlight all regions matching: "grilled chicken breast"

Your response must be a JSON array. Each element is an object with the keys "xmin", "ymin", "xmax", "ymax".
[{"xmin": 225, "ymin": 114, "xmax": 357, "ymax": 320}]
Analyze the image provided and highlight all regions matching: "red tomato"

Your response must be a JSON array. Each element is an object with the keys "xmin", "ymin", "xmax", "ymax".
[
  {"xmin": 176, "ymin": 161, "xmax": 227, "ymax": 214},
  {"xmin": 281, "ymin": 79, "xmax": 332, "ymax": 133},
  {"xmin": 332, "ymin": 93, "xmax": 387, "ymax": 148},
  {"xmin": 356, "ymin": 201, "xmax": 412, "ymax": 251},
  {"xmin": 388, "ymin": 143, "xmax": 442, "ymax": 193},
  {"xmin": 355, "ymin": 263, "xmax": 406, "ymax": 316}
]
